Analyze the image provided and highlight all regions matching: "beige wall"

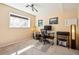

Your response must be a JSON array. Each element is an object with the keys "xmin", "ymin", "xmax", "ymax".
[
  {"xmin": 62, "ymin": 4, "xmax": 77, "ymax": 19},
  {"xmin": 77, "ymin": 7, "xmax": 79, "ymax": 49},
  {"xmin": 0, "ymin": 4, "xmax": 35, "ymax": 47},
  {"xmin": 36, "ymin": 4, "xmax": 78, "ymax": 32},
  {"xmin": 76, "ymin": 27, "xmax": 79, "ymax": 50},
  {"xmin": 36, "ymin": 3, "xmax": 79, "ymax": 49}
]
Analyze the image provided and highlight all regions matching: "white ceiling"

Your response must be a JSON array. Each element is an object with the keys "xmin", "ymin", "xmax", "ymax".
[
  {"xmin": 4, "ymin": 3, "xmax": 79, "ymax": 16},
  {"xmin": 5, "ymin": 3, "xmax": 63, "ymax": 15}
]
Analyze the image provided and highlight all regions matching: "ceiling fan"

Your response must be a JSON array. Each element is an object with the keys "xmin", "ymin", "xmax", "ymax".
[{"xmin": 26, "ymin": 4, "xmax": 38, "ymax": 12}]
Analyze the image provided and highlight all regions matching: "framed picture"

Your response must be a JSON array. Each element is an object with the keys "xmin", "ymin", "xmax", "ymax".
[
  {"xmin": 49, "ymin": 17, "xmax": 58, "ymax": 24},
  {"xmin": 38, "ymin": 20, "xmax": 43, "ymax": 27}
]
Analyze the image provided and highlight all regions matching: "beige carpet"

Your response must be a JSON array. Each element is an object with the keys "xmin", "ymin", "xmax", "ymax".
[
  {"xmin": 0, "ymin": 39, "xmax": 79, "ymax": 55},
  {"xmin": 20, "ymin": 41, "xmax": 79, "ymax": 55}
]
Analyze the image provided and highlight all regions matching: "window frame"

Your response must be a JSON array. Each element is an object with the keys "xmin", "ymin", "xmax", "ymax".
[{"xmin": 9, "ymin": 13, "xmax": 30, "ymax": 28}]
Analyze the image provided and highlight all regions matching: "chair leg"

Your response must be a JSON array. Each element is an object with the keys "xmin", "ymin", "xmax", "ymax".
[
  {"xmin": 51, "ymin": 42, "xmax": 54, "ymax": 45},
  {"xmin": 57, "ymin": 40, "xmax": 58, "ymax": 45},
  {"xmin": 44, "ymin": 41, "xmax": 45, "ymax": 45}
]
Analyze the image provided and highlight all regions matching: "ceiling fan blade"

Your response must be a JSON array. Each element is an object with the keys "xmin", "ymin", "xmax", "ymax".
[
  {"xmin": 33, "ymin": 7, "xmax": 38, "ymax": 12},
  {"xmin": 26, "ymin": 5, "xmax": 30, "ymax": 7},
  {"xmin": 32, "ymin": 7, "xmax": 34, "ymax": 11}
]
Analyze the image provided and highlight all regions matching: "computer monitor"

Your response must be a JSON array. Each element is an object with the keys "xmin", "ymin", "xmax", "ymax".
[{"xmin": 44, "ymin": 25, "xmax": 52, "ymax": 30}]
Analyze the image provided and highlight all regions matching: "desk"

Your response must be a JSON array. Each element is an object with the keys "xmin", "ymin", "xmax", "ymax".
[{"xmin": 33, "ymin": 31, "xmax": 55, "ymax": 44}]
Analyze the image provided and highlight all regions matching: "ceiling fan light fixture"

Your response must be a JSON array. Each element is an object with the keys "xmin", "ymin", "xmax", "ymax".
[{"xmin": 26, "ymin": 4, "xmax": 38, "ymax": 12}]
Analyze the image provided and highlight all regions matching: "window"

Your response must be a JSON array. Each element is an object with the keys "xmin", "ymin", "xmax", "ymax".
[{"xmin": 9, "ymin": 13, "xmax": 30, "ymax": 28}]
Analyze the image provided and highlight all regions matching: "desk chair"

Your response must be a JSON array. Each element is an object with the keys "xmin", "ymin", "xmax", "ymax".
[{"xmin": 41, "ymin": 29, "xmax": 50, "ymax": 44}]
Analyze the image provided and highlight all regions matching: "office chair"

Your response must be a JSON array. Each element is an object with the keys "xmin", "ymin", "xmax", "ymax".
[{"xmin": 41, "ymin": 29, "xmax": 50, "ymax": 44}]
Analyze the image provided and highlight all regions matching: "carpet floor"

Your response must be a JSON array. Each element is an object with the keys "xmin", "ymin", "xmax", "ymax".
[{"xmin": 0, "ymin": 39, "xmax": 79, "ymax": 55}]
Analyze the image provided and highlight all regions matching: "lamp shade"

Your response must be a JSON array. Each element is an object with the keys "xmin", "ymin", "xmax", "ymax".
[
  {"xmin": 71, "ymin": 24, "xmax": 76, "ymax": 49},
  {"xmin": 71, "ymin": 25, "xmax": 76, "ymax": 40}
]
